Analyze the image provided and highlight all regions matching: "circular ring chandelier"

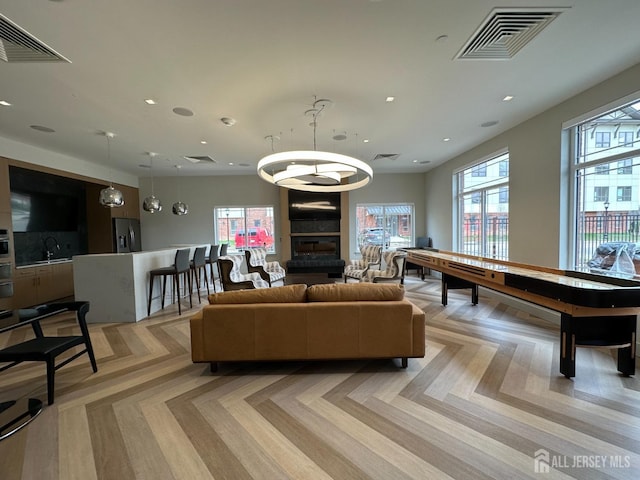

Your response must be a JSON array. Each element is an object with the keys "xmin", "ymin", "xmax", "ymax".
[
  {"xmin": 257, "ymin": 98, "xmax": 373, "ymax": 192},
  {"xmin": 257, "ymin": 150, "xmax": 372, "ymax": 192}
]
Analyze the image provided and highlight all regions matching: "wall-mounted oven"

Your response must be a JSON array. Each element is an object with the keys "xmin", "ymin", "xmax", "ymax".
[{"xmin": 0, "ymin": 229, "xmax": 9, "ymax": 258}]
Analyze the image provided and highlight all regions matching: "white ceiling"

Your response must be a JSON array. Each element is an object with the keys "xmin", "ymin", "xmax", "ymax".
[{"xmin": 1, "ymin": 0, "xmax": 640, "ymax": 179}]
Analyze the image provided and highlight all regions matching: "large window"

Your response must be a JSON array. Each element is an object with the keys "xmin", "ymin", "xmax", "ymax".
[
  {"xmin": 355, "ymin": 204, "xmax": 414, "ymax": 251},
  {"xmin": 214, "ymin": 206, "xmax": 275, "ymax": 253},
  {"xmin": 455, "ymin": 151, "xmax": 509, "ymax": 259},
  {"xmin": 571, "ymin": 99, "xmax": 640, "ymax": 270}
]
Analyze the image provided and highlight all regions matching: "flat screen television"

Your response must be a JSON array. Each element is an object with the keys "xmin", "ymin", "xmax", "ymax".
[
  {"xmin": 288, "ymin": 190, "xmax": 341, "ymax": 221},
  {"xmin": 9, "ymin": 166, "xmax": 83, "ymax": 233},
  {"xmin": 11, "ymin": 190, "xmax": 79, "ymax": 232}
]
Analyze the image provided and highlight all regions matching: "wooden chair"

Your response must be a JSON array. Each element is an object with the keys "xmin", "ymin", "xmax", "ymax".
[
  {"xmin": 244, "ymin": 248, "xmax": 286, "ymax": 287},
  {"xmin": 0, "ymin": 302, "xmax": 97, "ymax": 405},
  {"xmin": 147, "ymin": 248, "xmax": 192, "ymax": 315},
  {"xmin": 218, "ymin": 255, "xmax": 269, "ymax": 291}
]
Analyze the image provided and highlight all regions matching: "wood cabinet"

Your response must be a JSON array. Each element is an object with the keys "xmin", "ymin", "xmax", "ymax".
[{"xmin": 12, "ymin": 262, "xmax": 74, "ymax": 309}]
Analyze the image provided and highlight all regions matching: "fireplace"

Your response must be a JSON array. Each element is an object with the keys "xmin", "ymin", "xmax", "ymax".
[
  {"xmin": 291, "ymin": 236, "xmax": 339, "ymax": 260},
  {"xmin": 287, "ymin": 235, "xmax": 345, "ymax": 276}
]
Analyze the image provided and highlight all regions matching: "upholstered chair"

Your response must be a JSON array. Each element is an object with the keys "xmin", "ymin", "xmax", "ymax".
[
  {"xmin": 218, "ymin": 254, "xmax": 269, "ymax": 291},
  {"xmin": 244, "ymin": 248, "xmax": 286, "ymax": 287},
  {"xmin": 362, "ymin": 250, "xmax": 407, "ymax": 284},
  {"xmin": 344, "ymin": 244, "xmax": 382, "ymax": 282}
]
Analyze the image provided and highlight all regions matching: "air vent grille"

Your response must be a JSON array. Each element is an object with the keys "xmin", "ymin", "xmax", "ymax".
[
  {"xmin": 372, "ymin": 153, "xmax": 399, "ymax": 162},
  {"xmin": 0, "ymin": 14, "xmax": 70, "ymax": 63},
  {"xmin": 183, "ymin": 155, "xmax": 216, "ymax": 164},
  {"xmin": 457, "ymin": 8, "xmax": 565, "ymax": 60}
]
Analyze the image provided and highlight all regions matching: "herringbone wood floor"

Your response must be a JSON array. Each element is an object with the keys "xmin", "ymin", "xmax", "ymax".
[{"xmin": 1, "ymin": 276, "xmax": 639, "ymax": 479}]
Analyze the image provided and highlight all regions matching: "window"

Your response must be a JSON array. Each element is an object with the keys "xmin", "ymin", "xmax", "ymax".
[
  {"xmin": 618, "ymin": 131, "xmax": 634, "ymax": 146},
  {"xmin": 471, "ymin": 164, "xmax": 487, "ymax": 177},
  {"xmin": 595, "ymin": 131, "xmax": 610, "ymax": 148},
  {"xmin": 618, "ymin": 158, "xmax": 633, "ymax": 174},
  {"xmin": 455, "ymin": 151, "xmax": 509, "ymax": 259},
  {"xmin": 499, "ymin": 187, "xmax": 509, "ymax": 203},
  {"xmin": 499, "ymin": 160, "xmax": 509, "ymax": 177},
  {"xmin": 571, "ymin": 98, "xmax": 640, "ymax": 270},
  {"xmin": 355, "ymin": 204, "xmax": 414, "ymax": 251},
  {"xmin": 593, "ymin": 186, "xmax": 609, "ymax": 202},
  {"xmin": 617, "ymin": 186, "xmax": 632, "ymax": 202},
  {"xmin": 214, "ymin": 206, "xmax": 276, "ymax": 253}
]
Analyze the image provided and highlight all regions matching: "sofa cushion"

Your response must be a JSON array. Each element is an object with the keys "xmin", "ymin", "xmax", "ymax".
[
  {"xmin": 208, "ymin": 283, "xmax": 307, "ymax": 304},
  {"xmin": 306, "ymin": 282, "xmax": 404, "ymax": 302}
]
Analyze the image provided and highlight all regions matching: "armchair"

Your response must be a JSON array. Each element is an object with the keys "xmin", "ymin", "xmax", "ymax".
[
  {"xmin": 344, "ymin": 245, "xmax": 382, "ymax": 282},
  {"xmin": 363, "ymin": 250, "xmax": 406, "ymax": 284},
  {"xmin": 244, "ymin": 248, "xmax": 286, "ymax": 287},
  {"xmin": 218, "ymin": 255, "xmax": 269, "ymax": 291}
]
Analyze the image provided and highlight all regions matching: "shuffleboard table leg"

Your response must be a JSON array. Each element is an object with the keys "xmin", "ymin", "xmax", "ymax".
[{"xmin": 560, "ymin": 314, "xmax": 576, "ymax": 378}]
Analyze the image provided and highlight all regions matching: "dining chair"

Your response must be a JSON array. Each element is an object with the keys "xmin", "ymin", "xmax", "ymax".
[{"xmin": 205, "ymin": 244, "xmax": 220, "ymax": 292}]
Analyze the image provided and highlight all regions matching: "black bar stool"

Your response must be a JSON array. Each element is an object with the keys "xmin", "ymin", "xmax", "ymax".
[
  {"xmin": 190, "ymin": 246, "xmax": 209, "ymax": 303},
  {"xmin": 205, "ymin": 244, "xmax": 220, "ymax": 293},
  {"xmin": 147, "ymin": 248, "xmax": 192, "ymax": 316}
]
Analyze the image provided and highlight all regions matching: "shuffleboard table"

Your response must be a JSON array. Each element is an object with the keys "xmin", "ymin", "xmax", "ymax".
[{"xmin": 404, "ymin": 248, "xmax": 639, "ymax": 378}]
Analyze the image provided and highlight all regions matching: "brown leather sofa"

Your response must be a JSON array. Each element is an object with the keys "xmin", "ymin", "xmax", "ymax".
[{"xmin": 190, "ymin": 283, "xmax": 425, "ymax": 371}]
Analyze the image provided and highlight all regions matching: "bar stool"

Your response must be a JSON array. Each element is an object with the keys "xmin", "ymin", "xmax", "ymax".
[
  {"xmin": 205, "ymin": 244, "xmax": 220, "ymax": 292},
  {"xmin": 147, "ymin": 248, "xmax": 192, "ymax": 316},
  {"xmin": 219, "ymin": 243, "xmax": 228, "ymax": 256},
  {"xmin": 190, "ymin": 246, "xmax": 209, "ymax": 303}
]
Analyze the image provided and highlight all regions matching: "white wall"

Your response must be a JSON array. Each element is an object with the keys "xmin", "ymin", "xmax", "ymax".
[{"xmin": 425, "ymin": 61, "xmax": 640, "ymax": 269}]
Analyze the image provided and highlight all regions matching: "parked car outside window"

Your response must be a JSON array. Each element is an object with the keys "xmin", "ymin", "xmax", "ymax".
[
  {"xmin": 360, "ymin": 227, "xmax": 390, "ymax": 247},
  {"xmin": 235, "ymin": 227, "xmax": 274, "ymax": 248}
]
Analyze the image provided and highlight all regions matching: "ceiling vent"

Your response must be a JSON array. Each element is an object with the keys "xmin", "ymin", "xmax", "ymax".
[
  {"xmin": 371, "ymin": 153, "xmax": 400, "ymax": 162},
  {"xmin": 0, "ymin": 14, "xmax": 70, "ymax": 63},
  {"xmin": 456, "ymin": 8, "xmax": 566, "ymax": 60},
  {"xmin": 183, "ymin": 155, "xmax": 216, "ymax": 164}
]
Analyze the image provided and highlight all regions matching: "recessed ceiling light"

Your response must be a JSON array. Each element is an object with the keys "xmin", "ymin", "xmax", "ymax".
[
  {"xmin": 443, "ymin": 137, "xmax": 451, "ymax": 142},
  {"xmin": 0, "ymin": 100, "xmax": 11, "ymax": 106},
  {"xmin": 144, "ymin": 99, "xmax": 157, "ymax": 105},
  {"xmin": 386, "ymin": 96, "xmax": 395, "ymax": 102},
  {"xmin": 200, "ymin": 140, "xmax": 207, "ymax": 144},
  {"xmin": 481, "ymin": 120, "xmax": 499, "ymax": 127},
  {"xmin": 221, "ymin": 117, "xmax": 236, "ymax": 127},
  {"xmin": 173, "ymin": 107, "xmax": 194, "ymax": 117},
  {"xmin": 503, "ymin": 95, "xmax": 514, "ymax": 102},
  {"xmin": 228, "ymin": 162, "xmax": 234, "ymax": 166},
  {"xmin": 363, "ymin": 139, "xmax": 369, "ymax": 143},
  {"xmin": 412, "ymin": 159, "xmax": 418, "ymax": 163}
]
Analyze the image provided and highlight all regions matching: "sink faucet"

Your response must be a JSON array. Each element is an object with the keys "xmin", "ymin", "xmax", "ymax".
[{"xmin": 42, "ymin": 236, "xmax": 61, "ymax": 261}]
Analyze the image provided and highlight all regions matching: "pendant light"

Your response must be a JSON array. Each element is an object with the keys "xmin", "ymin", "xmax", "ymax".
[
  {"xmin": 98, "ymin": 131, "xmax": 125, "ymax": 208},
  {"xmin": 257, "ymin": 97, "xmax": 372, "ymax": 192},
  {"xmin": 142, "ymin": 152, "xmax": 162, "ymax": 213},
  {"xmin": 172, "ymin": 164, "xmax": 188, "ymax": 215}
]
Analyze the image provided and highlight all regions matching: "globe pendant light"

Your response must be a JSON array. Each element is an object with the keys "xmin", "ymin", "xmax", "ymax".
[
  {"xmin": 99, "ymin": 132, "xmax": 125, "ymax": 208},
  {"xmin": 142, "ymin": 152, "xmax": 163, "ymax": 213},
  {"xmin": 172, "ymin": 164, "xmax": 188, "ymax": 215}
]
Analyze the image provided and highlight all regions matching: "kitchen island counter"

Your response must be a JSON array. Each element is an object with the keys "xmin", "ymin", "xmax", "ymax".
[{"xmin": 73, "ymin": 246, "xmax": 208, "ymax": 323}]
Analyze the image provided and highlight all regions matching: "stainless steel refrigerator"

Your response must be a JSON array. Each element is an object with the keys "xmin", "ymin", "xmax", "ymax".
[{"xmin": 113, "ymin": 218, "xmax": 142, "ymax": 253}]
